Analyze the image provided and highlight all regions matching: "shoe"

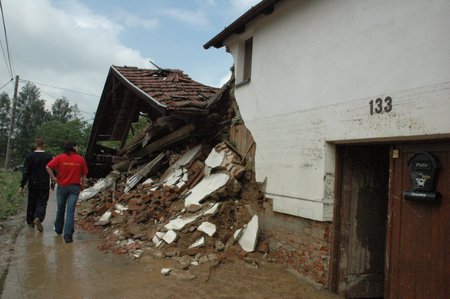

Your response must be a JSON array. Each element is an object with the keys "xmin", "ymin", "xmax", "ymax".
[
  {"xmin": 53, "ymin": 225, "xmax": 62, "ymax": 235},
  {"xmin": 27, "ymin": 222, "xmax": 35, "ymax": 228},
  {"xmin": 33, "ymin": 218, "xmax": 43, "ymax": 232},
  {"xmin": 64, "ymin": 237, "xmax": 73, "ymax": 243}
]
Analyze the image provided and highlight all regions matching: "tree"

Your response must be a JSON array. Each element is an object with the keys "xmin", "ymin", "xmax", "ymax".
[
  {"xmin": 36, "ymin": 119, "xmax": 91, "ymax": 156},
  {"xmin": 13, "ymin": 82, "xmax": 51, "ymax": 162},
  {"xmin": 0, "ymin": 92, "xmax": 11, "ymax": 157},
  {"xmin": 51, "ymin": 97, "xmax": 79, "ymax": 122}
]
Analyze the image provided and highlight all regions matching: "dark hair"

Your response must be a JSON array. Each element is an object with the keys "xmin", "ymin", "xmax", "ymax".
[
  {"xmin": 35, "ymin": 138, "xmax": 44, "ymax": 148},
  {"xmin": 63, "ymin": 141, "xmax": 77, "ymax": 154}
]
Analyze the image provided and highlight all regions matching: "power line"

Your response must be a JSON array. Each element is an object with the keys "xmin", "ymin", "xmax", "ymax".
[
  {"xmin": 32, "ymin": 85, "xmax": 95, "ymax": 116},
  {"xmin": 0, "ymin": 77, "xmax": 12, "ymax": 90},
  {"xmin": 0, "ymin": 0, "xmax": 15, "ymax": 78},
  {"xmin": 20, "ymin": 78, "xmax": 100, "ymax": 97}
]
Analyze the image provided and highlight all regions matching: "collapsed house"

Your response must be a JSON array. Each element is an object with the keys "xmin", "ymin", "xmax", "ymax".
[
  {"xmin": 85, "ymin": 65, "xmax": 232, "ymax": 178},
  {"xmin": 81, "ymin": 66, "xmax": 265, "ymax": 274}
]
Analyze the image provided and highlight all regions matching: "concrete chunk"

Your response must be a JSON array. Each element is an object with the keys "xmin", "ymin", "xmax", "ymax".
[
  {"xmin": 203, "ymin": 203, "xmax": 220, "ymax": 216},
  {"xmin": 189, "ymin": 237, "xmax": 205, "ymax": 249},
  {"xmin": 197, "ymin": 222, "xmax": 216, "ymax": 237},
  {"xmin": 184, "ymin": 173, "xmax": 229, "ymax": 207},
  {"xmin": 96, "ymin": 211, "xmax": 112, "ymax": 226},
  {"xmin": 205, "ymin": 148, "xmax": 225, "ymax": 169},
  {"xmin": 164, "ymin": 213, "xmax": 201, "ymax": 231},
  {"xmin": 238, "ymin": 215, "xmax": 259, "ymax": 252},
  {"xmin": 162, "ymin": 230, "xmax": 177, "ymax": 244},
  {"xmin": 152, "ymin": 232, "xmax": 165, "ymax": 246}
]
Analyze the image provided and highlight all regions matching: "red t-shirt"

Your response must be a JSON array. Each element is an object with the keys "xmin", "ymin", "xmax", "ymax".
[{"xmin": 47, "ymin": 152, "xmax": 88, "ymax": 186}]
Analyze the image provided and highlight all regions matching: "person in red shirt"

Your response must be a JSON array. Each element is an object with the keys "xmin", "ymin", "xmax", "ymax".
[{"xmin": 46, "ymin": 141, "xmax": 88, "ymax": 243}]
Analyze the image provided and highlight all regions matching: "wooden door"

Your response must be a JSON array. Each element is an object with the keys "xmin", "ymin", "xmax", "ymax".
[
  {"xmin": 334, "ymin": 145, "xmax": 389, "ymax": 298},
  {"xmin": 387, "ymin": 142, "xmax": 450, "ymax": 299}
]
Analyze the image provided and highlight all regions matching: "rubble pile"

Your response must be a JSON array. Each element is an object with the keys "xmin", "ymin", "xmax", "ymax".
[{"xmin": 77, "ymin": 141, "xmax": 268, "ymax": 269}]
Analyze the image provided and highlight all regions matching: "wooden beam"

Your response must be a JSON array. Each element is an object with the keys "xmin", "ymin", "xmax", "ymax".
[{"xmin": 129, "ymin": 123, "xmax": 196, "ymax": 158}]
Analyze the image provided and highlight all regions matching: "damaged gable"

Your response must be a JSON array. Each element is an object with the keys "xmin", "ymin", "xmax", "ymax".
[{"xmin": 86, "ymin": 65, "xmax": 231, "ymax": 178}]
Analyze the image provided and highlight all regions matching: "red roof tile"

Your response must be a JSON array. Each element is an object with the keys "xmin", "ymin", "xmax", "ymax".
[{"xmin": 113, "ymin": 66, "xmax": 219, "ymax": 111}]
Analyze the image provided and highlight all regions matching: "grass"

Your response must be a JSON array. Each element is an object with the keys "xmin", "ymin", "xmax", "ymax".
[{"xmin": 0, "ymin": 170, "xmax": 22, "ymax": 220}]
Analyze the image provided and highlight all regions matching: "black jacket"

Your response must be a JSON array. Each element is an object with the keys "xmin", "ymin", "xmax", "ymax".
[{"xmin": 20, "ymin": 151, "xmax": 53, "ymax": 190}]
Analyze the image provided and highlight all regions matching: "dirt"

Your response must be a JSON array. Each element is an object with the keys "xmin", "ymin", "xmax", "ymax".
[{"xmin": 0, "ymin": 196, "xmax": 341, "ymax": 299}]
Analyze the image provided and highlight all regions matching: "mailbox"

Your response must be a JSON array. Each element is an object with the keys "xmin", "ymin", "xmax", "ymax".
[{"xmin": 403, "ymin": 152, "xmax": 441, "ymax": 202}]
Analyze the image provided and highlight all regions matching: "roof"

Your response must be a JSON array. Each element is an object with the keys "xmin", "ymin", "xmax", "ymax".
[
  {"xmin": 85, "ymin": 65, "xmax": 222, "ymax": 177},
  {"xmin": 111, "ymin": 66, "xmax": 219, "ymax": 111},
  {"xmin": 203, "ymin": 0, "xmax": 281, "ymax": 49}
]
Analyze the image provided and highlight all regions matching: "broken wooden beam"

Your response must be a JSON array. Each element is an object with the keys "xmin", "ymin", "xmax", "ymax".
[
  {"xmin": 129, "ymin": 123, "xmax": 196, "ymax": 158},
  {"xmin": 124, "ymin": 152, "xmax": 165, "ymax": 193}
]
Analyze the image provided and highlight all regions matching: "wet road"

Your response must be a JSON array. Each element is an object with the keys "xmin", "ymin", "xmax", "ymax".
[
  {"xmin": 1, "ymin": 191, "xmax": 341, "ymax": 299},
  {"xmin": 1, "ymin": 191, "xmax": 159, "ymax": 298}
]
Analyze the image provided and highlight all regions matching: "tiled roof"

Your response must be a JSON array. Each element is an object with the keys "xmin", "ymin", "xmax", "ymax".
[{"xmin": 112, "ymin": 66, "xmax": 219, "ymax": 111}]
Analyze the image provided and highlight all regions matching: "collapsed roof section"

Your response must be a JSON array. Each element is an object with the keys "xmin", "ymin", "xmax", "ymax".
[{"xmin": 86, "ymin": 65, "xmax": 233, "ymax": 178}]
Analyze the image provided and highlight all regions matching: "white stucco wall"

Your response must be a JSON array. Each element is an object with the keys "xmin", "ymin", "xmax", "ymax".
[{"xmin": 224, "ymin": 0, "xmax": 450, "ymax": 221}]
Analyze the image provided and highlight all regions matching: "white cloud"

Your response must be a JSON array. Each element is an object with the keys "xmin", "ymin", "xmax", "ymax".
[
  {"xmin": 159, "ymin": 8, "xmax": 210, "ymax": 27},
  {"xmin": 114, "ymin": 10, "xmax": 159, "ymax": 31},
  {"xmin": 0, "ymin": 0, "xmax": 151, "ymax": 119}
]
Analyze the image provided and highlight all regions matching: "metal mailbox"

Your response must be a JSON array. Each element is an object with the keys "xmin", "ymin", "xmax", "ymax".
[{"xmin": 404, "ymin": 152, "xmax": 441, "ymax": 202}]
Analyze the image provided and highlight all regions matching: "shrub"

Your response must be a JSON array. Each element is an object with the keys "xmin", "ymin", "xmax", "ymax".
[{"xmin": 0, "ymin": 171, "xmax": 22, "ymax": 220}]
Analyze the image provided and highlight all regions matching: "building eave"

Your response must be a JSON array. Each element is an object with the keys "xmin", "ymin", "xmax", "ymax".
[{"xmin": 203, "ymin": 0, "xmax": 281, "ymax": 49}]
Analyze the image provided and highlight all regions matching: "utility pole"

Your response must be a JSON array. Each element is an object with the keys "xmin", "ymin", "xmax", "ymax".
[{"xmin": 4, "ymin": 75, "xmax": 19, "ymax": 169}]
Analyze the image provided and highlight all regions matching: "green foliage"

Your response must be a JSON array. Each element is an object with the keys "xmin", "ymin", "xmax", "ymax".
[
  {"xmin": 0, "ymin": 92, "xmax": 11, "ymax": 155},
  {"xmin": 36, "ymin": 119, "xmax": 91, "ymax": 156},
  {"xmin": 13, "ymin": 82, "xmax": 51, "ymax": 161},
  {"xmin": 128, "ymin": 116, "xmax": 150, "ymax": 141},
  {"xmin": 6, "ymin": 83, "xmax": 92, "ymax": 164},
  {"xmin": 0, "ymin": 171, "xmax": 22, "ymax": 220},
  {"xmin": 51, "ymin": 97, "xmax": 79, "ymax": 122}
]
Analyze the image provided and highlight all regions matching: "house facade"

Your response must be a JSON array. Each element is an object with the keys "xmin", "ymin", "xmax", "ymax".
[{"xmin": 205, "ymin": 0, "xmax": 450, "ymax": 298}]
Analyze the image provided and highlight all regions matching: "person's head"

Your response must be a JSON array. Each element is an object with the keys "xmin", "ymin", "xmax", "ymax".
[
  {"xmin": 35, "ymin": 138, "xmax": 44, "ymax": 149},
  {"xmin": 63, "ymin": 141, "xmax": 78, "ymax": 154}
]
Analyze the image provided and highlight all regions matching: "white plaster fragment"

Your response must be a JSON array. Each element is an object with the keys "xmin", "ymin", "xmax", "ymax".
[
  {"xmin": 184, "ymin": 173, "xmax": 229, "ymax": 207},
  {"xmin": 205, "ymin": 148, "xmax": 225, "ymax": 168},
  {"xmin": 114, "ymin": 203, "xmax": 128, "ymax": 212},
  {"xmin": 152, "ymin": 231, "xmax": 165, "ymax": 246},
  {"xmin": 182, "ymin": 172, "xmax": 189, "ymax": 182},
  {"xmin": 197, "ymin": 222, "xmax": 216, "ymax": 237},
  {"xmin": 162, "ymin": 230, "xmax": 177, "ymax": 244},
  {"xmin": 96, "ymin": 211, "xmax": 112, "ymax": 225},
  {"xmin": 79, "ymin": 171, "xmax": 120, "ymax": 201},
  {"xmin": 142, "ymin": 178, "xmax": 154, "ymax": 185},
  {"xmin": 233, "ymin": 228, "xmax": 242, "ymax": 240},
  {"xmin": 164, "ymin": 213, "xmax": 202, "ymax": 230},
  {"xmin": 176, "ymin": 145, "xmax": 202, "ymax": 167},
  {"xmin": 161, "ymin": 268, "xmax": 172, "ymax": 276},
  {"xmin": 189, "ymin": 237, "xmax": 205, "ymax": 248},
  {"xmin": 164, "ymin": 168, "xmax": 184, "ymax": 186},
  {"xmin": 203, "ymin": 203, "xmax": 220, "ymax": 216},
  {"xmin": 176, "ymin": 181, "xmax": 186, "ymax": 189},
  {"xmin": 160, "ymin": 145, "xmax": 202, "ymax": 184},
  {"xmin": 238, "ymin": 215, "xmax": 259, "ymax": 252}
]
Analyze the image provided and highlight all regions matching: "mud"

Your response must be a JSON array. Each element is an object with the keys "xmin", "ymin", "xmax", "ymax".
[{"xmin": 0, "ymin": 191, "xmax": 340, "ymax": 299}]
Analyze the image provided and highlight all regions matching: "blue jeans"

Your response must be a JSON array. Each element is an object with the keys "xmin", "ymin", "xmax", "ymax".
[{"xmin": 54, "ymin": 184, "xmax": 80, "ymax": 240}]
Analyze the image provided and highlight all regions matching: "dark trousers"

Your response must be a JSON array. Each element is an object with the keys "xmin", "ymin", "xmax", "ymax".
[{"xmin": 26, "ymin": 188, "xmax": 50, "ymax": 224}]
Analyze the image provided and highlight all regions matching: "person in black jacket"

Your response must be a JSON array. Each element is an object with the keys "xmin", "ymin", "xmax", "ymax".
[{"xmin": 19, "ymin": 138, "xmax": 53, "ymax": 232}]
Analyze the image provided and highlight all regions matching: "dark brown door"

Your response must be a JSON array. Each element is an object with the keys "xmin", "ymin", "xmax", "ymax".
[
  {"xmin": 334, "ymin": 145, "xmax": 389, "ymax": 298},
  {"xmin": 387, "ymin": 142, "xmax": 450, "ymax": 299}
]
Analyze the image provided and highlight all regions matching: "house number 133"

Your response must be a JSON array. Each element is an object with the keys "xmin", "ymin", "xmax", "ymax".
[{"xmin": 369, "ymin": 96, "xmax": 392, "ymax": 115}]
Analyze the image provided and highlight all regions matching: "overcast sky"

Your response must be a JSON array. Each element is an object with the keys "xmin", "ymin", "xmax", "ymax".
[{"xmin": 0, "ymin": 0, "xmax": 260, "ymax": 121}]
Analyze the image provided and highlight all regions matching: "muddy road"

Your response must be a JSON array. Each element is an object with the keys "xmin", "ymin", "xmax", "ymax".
[{"xmin": 0, "ymin": 191, "xmax": 340, "ymax": 299}]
